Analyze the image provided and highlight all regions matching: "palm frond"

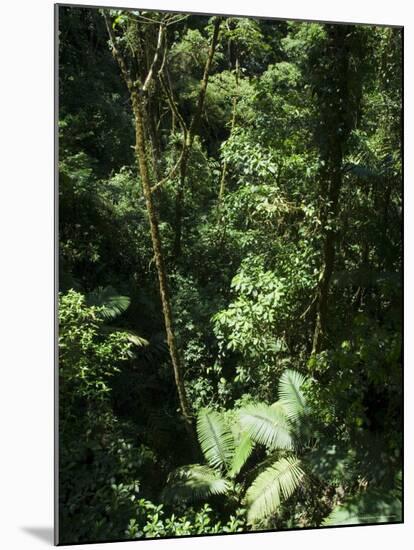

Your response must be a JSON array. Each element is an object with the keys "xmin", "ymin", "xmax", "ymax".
[
  {"xmin": 246, "ymin": 456, "xmax": 305, "ymax": 524},
  {"xmin": 229, "ymin": 432, "xmax": 254, "ymax": 478},
  {"xmin": 141, "ymin": 332, "xmax": 168, "ymax": 362},
  {"xmin": 239, "ymin": 403, "xmax": 293, "ymax": 450},
  {"xmin": 197, "ymin": 409, "xmax": 235, "ymax": 471},
  {"xmin": 278, "ymin": 369, "xmax": 307, "ymax": 422},
  {"xmin": 101, "ymin": 326, "xmax": 149, "ymax": 347},
  {"xmin": 270, "ymin": 401, "xmax": 288, "ymax": 414},
  {"xmin": 86, "ymin": 285, "xmax": 130, "ymax": 321},
  {"xmin": 162, "ymin": 464, "xmax": 232, "ymax": 504}
]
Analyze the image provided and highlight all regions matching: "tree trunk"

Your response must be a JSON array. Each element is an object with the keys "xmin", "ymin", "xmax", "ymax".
[
  {"xmin": 130, "ymin": 89, "xmax": 194, "ymax": 438},
  {"xmin": 312, "ymin": 162, "xmax": 342, "ymax": 354},
  {"xmin": 103, "ymin": 13, "xmax": 194, "ymax": 441},
  {"xmin": 311, "ymin": 26, "xmax": 351, "ymax": 354}
]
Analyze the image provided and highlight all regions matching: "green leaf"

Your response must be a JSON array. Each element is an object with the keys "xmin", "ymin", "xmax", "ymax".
[
  {"xmin": 246, "ymin": 456, "xmax": 305, "ymax": 524},
  {"xmin": 229, "ymin": 432, "xmax": 254, "ymax": 477},
  {"xmin": 239, "ymin": 403, "xmax": 293, "ymax": 450},
  {"xmin": 162, "ymin": 464, "xmax": 232, "ymax": 504},
  {"xmin": 86, "ymin": 286, "xmax": 130, "ymax": 321},
  {"xmin": 197, "ymin": 409, "xmax": 235, "ymax": 470},
  {"xmin": 278, "ymin": 369, "xmax": 307, "ymax": 422},
  {"xmin": 102, "ymin": 327, "xmax": 149, "ymax": 347}
]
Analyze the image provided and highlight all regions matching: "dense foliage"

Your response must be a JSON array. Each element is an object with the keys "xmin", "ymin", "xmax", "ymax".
[{"xmin": 58, "ymin": 6, "xmax": 402, "ymax": 544}]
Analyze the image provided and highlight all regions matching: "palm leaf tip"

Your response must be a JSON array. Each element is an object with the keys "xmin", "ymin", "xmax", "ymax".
[
  {"xmin": 197, "ymin": 409, "xmax": 235, "ymax": 471},
  {"xmin": 86, "ymin": 285, "xmax": 131, "ymax": 320},
  {"xmin": 246, "ymin": 457, "xmax": 305, "ymax": 524},
  {"xmin": 121, "ymin": 330, "xmax": 149, "ymax": 347},
  {"xmin": 239, "ymin": 403, "xmax": 293, "ymax": 450},
  {"xmin": 102, "ymin": 327, "xmax": 149, "ymax": 347},
  {"xmin": 163, "ymin": 464, "xmax": 231, "ymax": 504},
  {"xmin": 278, "ymin": 369, "xmax": 307, "ymax": 421},
  {"xmin": 229, "ymin": 431, "xmax": 254, "ymax": 478}
]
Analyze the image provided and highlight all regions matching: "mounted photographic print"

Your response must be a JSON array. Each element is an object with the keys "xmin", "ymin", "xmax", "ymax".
[{"xmin": 56, "ymin": 3, "xmax": 403, "ymax": 545}]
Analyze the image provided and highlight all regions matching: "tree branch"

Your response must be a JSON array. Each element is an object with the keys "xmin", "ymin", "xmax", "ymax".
[
  {"xmin": 103, "ymin": 13, "xmax": 136, "ymax": 93},
  {"xmin": 188, "ymin": 17, "xmax": 222, "ymax": 145},
  {"xmin": 151, "ymin": 143, "xmax": 186, "ymax": 193},
  {"xmin": 173, "ymin": 17, "xmax": 222, "ymax": 257},
  {"xmin": 158, "ymin": 73, "xmax": 188, "ymax": 134},
  {"xmin": 142, "ymin": 23, "xmax": 165, "ymax": 92}
]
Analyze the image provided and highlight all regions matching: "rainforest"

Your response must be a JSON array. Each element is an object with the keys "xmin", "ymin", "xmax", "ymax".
[{"xmin": 58, "ymin": 5, "xmax": 403, "ymax": 544}]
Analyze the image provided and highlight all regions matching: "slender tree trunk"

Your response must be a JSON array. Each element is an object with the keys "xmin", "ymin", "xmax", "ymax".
[
  {"xmin": 103, "ymin": 14, "xmax": 194, "ymax": 441},
  {"xmin": 130, "ymin": 90, "xmax": 194, "ymax": 438},
  {"xmin": 312, "ymin": 160, "xmax": 342, "ymax": 354},
  {"xmin": 311, "ymin": 26, "xmax": 351, "ymax": 354},
  {"xmin": 311, "ymin": 26, "xmax": 367, "ymax": 355}
]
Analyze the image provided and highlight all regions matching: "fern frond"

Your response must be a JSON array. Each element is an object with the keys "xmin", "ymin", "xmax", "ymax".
[
  {"xmin": 197, "ymin": 409, "xmax": 235, "ymax": 471},
  {"xmin": 246, "ymin": 456, "xmax": 305, "ymax": 524},
  {"xmin": 162, "ymin": 464, "xmax": 232, "ymax": 504},
  {"xmin": 239, "ymin": 403, "xmax": 293, "ymax": 450}
]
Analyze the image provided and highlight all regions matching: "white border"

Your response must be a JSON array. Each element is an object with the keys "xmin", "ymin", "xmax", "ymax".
[{"xmin": 1, "ymin": 1, "xmax": 412, "ymax": 548}]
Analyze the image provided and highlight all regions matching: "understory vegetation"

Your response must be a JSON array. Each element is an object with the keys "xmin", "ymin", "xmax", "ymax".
[{"xmin": 58, "ymin": 6, "xmax": 402, "ymax": 544}]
